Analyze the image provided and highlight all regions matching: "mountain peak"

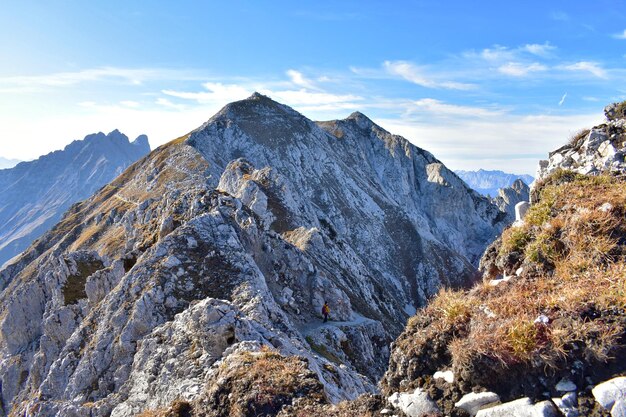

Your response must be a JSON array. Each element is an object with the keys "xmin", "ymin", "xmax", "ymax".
[
  {"xmin": 345, "ymin": 111, "xmax": 375, "ymax": 129},
  {"xmin": 132, "ymin": 134, "xmax": 151, "ymax": 151}
]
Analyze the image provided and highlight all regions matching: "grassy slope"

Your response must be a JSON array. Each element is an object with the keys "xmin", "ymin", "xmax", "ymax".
[{"xmin": 382, "ymin": 170, "xmax": 625, "ymax": 414}]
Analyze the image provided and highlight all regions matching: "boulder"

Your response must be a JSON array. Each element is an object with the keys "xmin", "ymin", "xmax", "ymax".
[
  {"xmin": 592, "ymin": 377, "xmax": 626, "ymax": 412},
  {"xmin": 388, "ymin": 389, "xmax": 439, "ymax": 417},
  {"xmin": 455, "ymin": 391, "xmax": 500, "ymax": 416},
  {"xmin": 475, "ymin": 398, "xmax": 558, "ymax": 417}
]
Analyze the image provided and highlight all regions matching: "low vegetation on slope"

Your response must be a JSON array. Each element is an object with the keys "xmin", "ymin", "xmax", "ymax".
[{"xmin": 383, "ymin": 170, "xmax": 626, "ymax": 414}]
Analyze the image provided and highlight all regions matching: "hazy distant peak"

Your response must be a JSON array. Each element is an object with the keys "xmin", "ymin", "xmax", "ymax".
[{"xmin": 132, "ymin": 134, "xmax": 151, "ymax": 151}]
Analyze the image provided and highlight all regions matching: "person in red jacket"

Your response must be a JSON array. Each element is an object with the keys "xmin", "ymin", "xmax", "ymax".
[{"xmin": 322, "ymin": 301, "xmax": 330, "ymax": 323}]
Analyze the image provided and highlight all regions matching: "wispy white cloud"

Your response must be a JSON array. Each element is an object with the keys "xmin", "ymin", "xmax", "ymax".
[
  {"xmin": 286, "ymin": 69, "xmax": 318, "ymax": 90},
  {"xmin": 0, "ymin": 67, "xmax": 203, "ymax": 93},
  {"xmin": 376, "ymin": 112, "xmax": 601, "ymax": 174},
  {"xmin": 613, "ymin": 29, "xmax": 626, "ymax": 39},
  {"xmin": 383, "ymin": 61, "xmax": 476, "ymax": 90},
  {"xmin": 522, "ymin": 42, "xmax": 556, "ymax": 56},
  {"xmin": 558, "ymin": 92, "xmax": 567, "ymax": 106},
  {"xmin": 407, "ymin": 98, "xmax": 503, "ymax": 118},
  {"xmin": 498, "ymin": 62, "xmax": 547, "ymax": 77},
  {"xmin": 162, "ymin": 82, "xmax": 252, "ymax": 104},
  {"xmin": 561, "ymin": 61, "xmax": 607, "ymax": 78},
  {"xmin": 162, "ymin": 79, "xmax": 362, "ymax": 114}
]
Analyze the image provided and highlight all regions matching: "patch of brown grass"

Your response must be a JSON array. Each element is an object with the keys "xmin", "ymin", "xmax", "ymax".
[{"xmin": 400, "ymin": 173, "xmax": 626, "ymax": 389}]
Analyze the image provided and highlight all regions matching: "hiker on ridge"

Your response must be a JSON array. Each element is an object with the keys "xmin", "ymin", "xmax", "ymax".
[{"xmin": 322, "ymin": 301, "xmax": 330, "ymax": 323}]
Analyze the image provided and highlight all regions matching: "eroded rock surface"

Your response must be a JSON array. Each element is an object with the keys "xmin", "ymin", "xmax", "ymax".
[{"xmin": 0, "ymin": 94, "xmax": 506, "ymax": 416}]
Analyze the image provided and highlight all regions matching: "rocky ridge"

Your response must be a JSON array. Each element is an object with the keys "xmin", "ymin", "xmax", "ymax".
[
  {"xmin": 0, "ymin": 94, "xmax": 506, "ymax": 416},
  {"xmin": 536, "ymin": 103, "xmax": 626, "ymax": 182},
  {"xmin": 0, "ymin": 130, "xmax": 150, "ymax": 268}
]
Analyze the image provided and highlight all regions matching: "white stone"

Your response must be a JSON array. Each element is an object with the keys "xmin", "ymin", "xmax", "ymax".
[
  {"xmin": 599, "ymin": 202, "xmax": 613, "ymax": 212},
  {"xmin": 515, "ymin": 201, "xmax": 530, "ymax": 222},
  {"xmin": 612, "ymin": 399, "xmax": 626, "ymax": 417},
  {"xmin": 553, "ymin": 392, "xmax": 579, "ymax": 417},
  {"xmin": 433, "ymin": 370, "xmax": 454, "ymax": 383},
  {"xmin": 593, "ymin": 377, "xmax": 626, "ymax": 411},
  {"xmin": 388, "ymin": 389, "xmax": 440, "ymax": 417},
  {"xmin": 454, "ymin": 391, "xmax": 500, "ymax": 416},
  {"xmin": 475, "ymin": 398, "xmax": 558, "ymax": 417},
  {"xmin": 555, "ymin": 378, "xmax": 576, "ymax": 392}
]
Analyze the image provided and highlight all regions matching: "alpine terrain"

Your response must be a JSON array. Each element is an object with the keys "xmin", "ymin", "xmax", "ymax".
[
  {"xmin": 0, "ymin": 130, "xmax": 150, "ymax": 268},
  {"xmin": 379, "ymin": 102, "xmax": 626, "ymax": 417},
  {"xmin": 455, "ymin": 169, "xmax": 534, "ymax": 197},
  {"xmin": 0, "ymin": 93, "xmax": 507, "ymax": 416}
]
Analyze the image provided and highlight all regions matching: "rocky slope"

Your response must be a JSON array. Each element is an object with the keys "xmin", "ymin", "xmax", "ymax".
[
  {"xmin": 0, "ymin": 130, "xmax": 150, "ymax": 267},
  {"xmin": 379, "ymin": 102, "xmax": 626, "ymax": 417},
  {"xmin": 536, "ymin": 102, "xmax": 626, "ymax": 182},
  {"xmin": 455, "ymin": 169, "xmax": 533, "ymax": 197},
  {"xmin": 0, "ymin": 93, "xmax": 506, "ymax": 416}
]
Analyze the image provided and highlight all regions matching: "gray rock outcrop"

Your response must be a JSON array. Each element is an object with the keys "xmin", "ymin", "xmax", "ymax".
[
  {"xmin": 493, "ymin": 178, "xmax": 530, "ymax": 222},
  {"xmin": 536, "ymin": 103, "xmax": 626, "ymax": 181},
  {"xmin": 0, "ymin": 94, "xmax": 507, "ymax": 416}
]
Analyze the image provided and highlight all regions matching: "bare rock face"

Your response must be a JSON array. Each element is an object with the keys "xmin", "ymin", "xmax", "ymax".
[{"xmin": 0, "ymin": 94, "xmax": 506, "ymax": 416}]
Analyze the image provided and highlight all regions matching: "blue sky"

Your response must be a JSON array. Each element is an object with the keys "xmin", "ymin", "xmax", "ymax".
[{"xmin": 1, "ymin": 1, "xmax": 625, "ymax": 174}]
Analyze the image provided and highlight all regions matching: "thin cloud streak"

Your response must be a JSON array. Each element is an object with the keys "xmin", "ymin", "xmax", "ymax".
[
  {"xmin": 383, "ymin": 61, "xmax": 476, "ymax": 90},
  {"xmin": 612, "ymin": 29, "xmax": 626, "ymax": 40}
]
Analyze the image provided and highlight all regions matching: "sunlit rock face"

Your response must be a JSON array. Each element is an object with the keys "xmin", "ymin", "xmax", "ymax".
[{"xmin": 0, "ymin": 94, "xmax": 506, "ymax": 416}]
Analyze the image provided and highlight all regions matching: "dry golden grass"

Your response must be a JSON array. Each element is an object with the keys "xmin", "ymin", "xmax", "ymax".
[{"xmin": 416, "ymin": 173, "xmax": 626, "ymax": 375}]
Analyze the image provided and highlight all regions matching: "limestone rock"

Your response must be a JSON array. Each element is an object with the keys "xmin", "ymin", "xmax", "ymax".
[
  {"xmin": 388, "ymin": 389, "xmax": 439, "ymax": 417},
  {"xmin": 475, "ymin": 398, "xmax": 558, "ymax": 417},
  {"xmin": 454, "ymin": 391, "xmax": 501, "ymax": 416},
  {"xmin": 592, "ymin": 377, "xmax": 626, "ymax": 412},
  {"xmin": 535, "ymin": 115, "xmax": 626, "ymax": 181},
  {"xmin": 493, "ymin": 179, "xmax": 530, "ymax": 222}
]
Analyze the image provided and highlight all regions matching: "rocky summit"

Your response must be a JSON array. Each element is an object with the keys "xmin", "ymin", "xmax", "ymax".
[
  {"xmin": 0, "ymin": 93, "xmax": 506, "ymax": 416},
  {"xmin": 0, "ymin": 130, "xmax": 150, "ymax": 268}
]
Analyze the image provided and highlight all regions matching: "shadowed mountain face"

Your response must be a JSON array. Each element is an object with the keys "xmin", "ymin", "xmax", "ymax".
[
  {"xmin": 0, "ymin": 130, "xmax": 150, "ymax": 267},
  {"xmin": 0, "ymin": 94, "xmax": 506, "ymax": 416}
]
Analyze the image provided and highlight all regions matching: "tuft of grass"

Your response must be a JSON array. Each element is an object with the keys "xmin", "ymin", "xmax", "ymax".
[
  {"xmin": 499, "ymin": 227, "xmax": 531, "ymax": 255},
  {"xmin": 427, "ymin": 287, "xmax": 474, "ymax": 327},
  {"xmin": 506, "ymin": 320, "xmax": 538, "ymax": 359},
  {"xmin": 568, "ymin": 128, "xmax": 590, "ymax": 147}
]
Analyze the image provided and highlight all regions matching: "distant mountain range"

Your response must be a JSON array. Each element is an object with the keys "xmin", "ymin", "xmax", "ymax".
[
  {"xmin": 0, "ymin": 130, "xmax": 150, "ymax": 267},
  {"xmin": 455, "ymin": 169, "xmax": 534, "ymax": 196},
  {"xmin": 0, "ymin": 157, "xmax": 21, "ymax": 170}
]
